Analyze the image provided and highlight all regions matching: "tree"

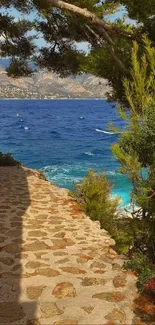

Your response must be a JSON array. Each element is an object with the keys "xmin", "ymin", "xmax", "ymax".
[
  {"xmin": 0, "ymin": 0, "xmax": 150, "ymax": 101},
  {"xmin": 112, "ymin": 38, "xmax": 155, "ymax": 263},
  {"xmin": 106, "ymin": 0, "xmax": 155, "ymax": 42}
]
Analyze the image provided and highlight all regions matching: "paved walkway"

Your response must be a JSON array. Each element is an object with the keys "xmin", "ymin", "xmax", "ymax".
[{"xmin": 0, "ymin": 167, "xmax": 138, "ymax": 325}]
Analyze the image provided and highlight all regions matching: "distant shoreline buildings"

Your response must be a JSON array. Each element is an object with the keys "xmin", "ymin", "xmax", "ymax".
[{"xmin": 0, "ymin": 66, "xmax": 111, "ymax": 100}]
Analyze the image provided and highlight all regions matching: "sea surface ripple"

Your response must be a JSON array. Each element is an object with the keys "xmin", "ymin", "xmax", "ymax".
[{"xmin": 0, "ymin": 99, "xmax": 132, "ymax": 206}]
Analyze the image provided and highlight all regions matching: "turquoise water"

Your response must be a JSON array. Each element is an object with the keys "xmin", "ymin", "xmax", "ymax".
[{"xmin": 0, "ymin": 99, "xmax": 132, "ymax": 207}]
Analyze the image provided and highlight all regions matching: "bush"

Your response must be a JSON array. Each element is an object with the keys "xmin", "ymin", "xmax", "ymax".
[
  {"xmin": 70, "ymin": 169, "xmax": 119, "ymax": 235},
  {"xmin": 124, "ymin": 252, "xmax": 153, "ymax": 274},
  {"xmin": 124, "ymin": 252, "xmax": 155, "ymax": 294},
  {"xmin": 0, "ymin": 152, "xmax": 21, "ymax": 166},
  {"xmin": 143, "ymin": 275, "xmax": 155, "ymax": 297},
  {"xmin": 138, "ymin": 270, "xmax": 155, "ymax": 294},
  {"xmin": 119, "ymin": 105, "xmax": 155, "ymax": 167},
  {"xmin": 111, "ymin": 39, "xmax": 155, "ymax": 275}
]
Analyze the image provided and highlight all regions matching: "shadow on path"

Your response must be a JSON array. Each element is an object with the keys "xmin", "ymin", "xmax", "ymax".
[{"xmin": 0, "ymin": 167, "xmax": 37, "ymax": 324}]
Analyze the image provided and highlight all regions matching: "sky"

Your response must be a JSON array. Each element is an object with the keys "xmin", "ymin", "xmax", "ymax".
[{"xmin": 1, "ymin": 4, "xmax": 135, "ymax": 52}]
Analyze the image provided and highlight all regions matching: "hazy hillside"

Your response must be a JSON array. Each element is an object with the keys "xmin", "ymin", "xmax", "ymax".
[{"xmin": 0, "ymin": 61, "xmax": 111, "ymax": 99}]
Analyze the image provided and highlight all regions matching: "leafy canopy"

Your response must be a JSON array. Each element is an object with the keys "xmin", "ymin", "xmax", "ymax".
[{"xmin": 1, "ymin": 0, "xmax": 155, "ymax": 101}]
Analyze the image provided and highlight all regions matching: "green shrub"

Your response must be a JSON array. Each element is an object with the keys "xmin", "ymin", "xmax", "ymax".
[
  {"xmin": 138, "ymin": 270, "xmax": 155, "ymax": 293},
  {"xmin": 0, "ymin": 152, "xmax": 21, "ymax": 166},
  {"xmin": 124, "ymin": 252, "xmax": 153, "ymax": 274},
  {"xmin": 124, "ymin": 250, "xmax": 155, "ymax": 293},
  {"xmin": 70, "ymin": 169, "xmax": 120, "ymax": 236},
  {"xmin": 143, "ymin": 274, "xmax": 155, "ymax": 297},
  {"xmin": 111, "ymin": 38, "xmax": 155, "ymax": 271},
  {"xmin": 114, "ymin": 225, "xmax": 134, "ymax": 254}
]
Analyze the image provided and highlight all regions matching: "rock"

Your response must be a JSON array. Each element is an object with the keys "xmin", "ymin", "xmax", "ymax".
[
  {"xmin": 92, "ymin": 292, "xmax": 125, "ymax": 302},
  {"xmin": 53, "ymin": 226, "xmax": 65, "ymax": 232},
  {"xmin": 23, "ymin": 241, "xmax": 51, "ymax": 251},
  {"xmin": 53, "ymin": 252, "xmax": 68, "ymax": 256},
  {"xmin": 25, "ymin": 261, "xmax": 48, "ymax": 269},
  {"xmin": 0, "ymin": 302, "xmax": 25, "ymax": 323},
  {"xmin": 12, "ymin": 264, "xmax": 22, "ymax": 271},
  {"xmin": 52, "ymin": 238, "xmax": 75, "ymax": 248},
  {"xmin": 40, "ymin": 302, "xmax": 63, "ymax": 318},
  {"xmin": 6, "ymin": 230, "xmax": 21, "ymax": 238},
  {"xmin": 60, "ymin": 267, "xmax": 86, "ymax": 274},
  {"xmin": 94, "ymin": 269, "xmax": 105, "ymax": 274},
  {"xmin": 2, "ymin": 244, "xmax": 20, "ymax": 254},
  {"xmin": 113, "ymin": 274, "xmax": 127, "ymax": 288},
  {"xmin": 0, "ymin": 236, "xmax": 6, "ymax": 243},
  {"xmin": 33, "ymin": 252, "xmax": 47, "ymax": 259},
  {"xmin": 0, "ymin": 257, "xmax": 14, "ymax": 266},
  {"xmin": 28, "ymin": 231, "xmax": 47, "ymax": 237},
  {"xmin": 12, "ymin": 283, "xmax": 18, "ymax": 292},
  {"xmin": 81, "ymin": 307, "xmax": 94, "ymax": 314},
  {"xmin": 50, "ymin": 220, "xmax": 63, "ymax": 225},
  {"xmin": 77, "ymin": 255, "xmax": 93, "ymax": 264},
  {"xmin": 26, "ymin": 286, "xmax": 45, "ymax": 300},
  {"xmin": 53, "ymin": 282, "xmax": 76, "ymax": 299},
  {"xmin": 91, "ymin": 261, "xmax": 106, "ymax": 269},
  {"xmin": 36, "ymin": 267, "xmax": 60, "ymax": 277},
  {"xmin": 55, "ymin": 258, "xmax": 70, "ymax": 264},
  {"xmin": 54, "ymin": 320, "xmax": 78, "ymax": 325},
  {"xmin": 99, "ymin": 256, "xmax": 113, "ymax": 263},
  {"xmin": 105, "ymin": 308, "xmax": 126, "ymax": 324},
  {"xmin": 53, "ymin": 232, "xmax": 66, "ymax": 238},
  {"xmin": 81, "ymin": 277, "xmax": 106, "ymax": 286},
  {"xmin": 108, "ymin": 248, "xmax": 117, "ymax": 255},
  {"xmin": 112, "ymin": 263, "xmax": 122, "ymax": 271}
]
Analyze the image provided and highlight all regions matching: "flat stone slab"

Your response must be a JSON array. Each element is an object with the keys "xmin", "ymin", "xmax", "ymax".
[{"xmin": 0, "ymin": 167, "xmax": 138, "ymax": 325}]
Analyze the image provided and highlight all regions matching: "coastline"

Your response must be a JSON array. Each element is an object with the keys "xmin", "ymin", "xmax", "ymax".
[
  {"xmin": 0, "ymin": 98, "xmax": 132, "ymax": 214},
  {"xmin": 39, "ymin": 167, "xmax": 133, "ymax": 219}
]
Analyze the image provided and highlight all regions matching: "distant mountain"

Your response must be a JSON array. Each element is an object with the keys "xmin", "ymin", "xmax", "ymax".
[{"xmin": 0, "ymin": 62, "xmax": 111, "ymax": 99}]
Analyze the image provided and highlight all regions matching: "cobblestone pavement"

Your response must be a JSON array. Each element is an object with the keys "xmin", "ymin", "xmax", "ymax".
[{"xmin": 0, "ymin": 167, "xmax": 138, "ymax": 325}]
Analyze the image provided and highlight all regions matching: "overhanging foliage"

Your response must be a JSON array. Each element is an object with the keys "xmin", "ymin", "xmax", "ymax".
[{"xmin": 1, "ymin": 0, "xmax": 153, "ymax": 101}]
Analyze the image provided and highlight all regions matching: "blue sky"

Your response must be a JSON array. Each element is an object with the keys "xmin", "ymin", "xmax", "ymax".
[{"xmin": 1, "ymin": 4, "xmax": 133, "ymax": 51}]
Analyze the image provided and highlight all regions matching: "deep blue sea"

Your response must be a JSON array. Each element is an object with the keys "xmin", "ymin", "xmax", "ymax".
[{"xmin": 0, "ymin": 99, "xmax": 132, "ymax": 207}]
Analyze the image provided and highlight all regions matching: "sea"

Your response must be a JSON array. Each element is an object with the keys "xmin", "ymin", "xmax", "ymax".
[{"xmin": 0, "ymin": 99, "xmax": 132, "ymax": 207}]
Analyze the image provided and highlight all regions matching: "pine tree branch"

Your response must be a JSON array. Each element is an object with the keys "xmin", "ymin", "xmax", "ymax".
[
  {"xmin": 44, "ymin": 0, "xmax": 129, "ymax": 72},
  {"xmin": 45, "ymin": 0, "xmax": 137, "ymax": 41}
]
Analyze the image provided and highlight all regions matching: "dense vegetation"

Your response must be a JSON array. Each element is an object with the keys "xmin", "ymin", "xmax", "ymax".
[
  {"xmin": 112, "ymin": 38, "xmax": 155, "ymax": 296},
  {"xmin": 70, "ymin": 169, "xmax": 119, "ymax": 234},
  {"xmin": 0, "ymin": 152, "xmax": 20, "ymax": 166}
]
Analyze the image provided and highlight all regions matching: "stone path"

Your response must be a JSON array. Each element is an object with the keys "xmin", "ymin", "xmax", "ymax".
[{"xmin": 0, "ymin": 167, "xmax": 138, "ymax": 325}]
